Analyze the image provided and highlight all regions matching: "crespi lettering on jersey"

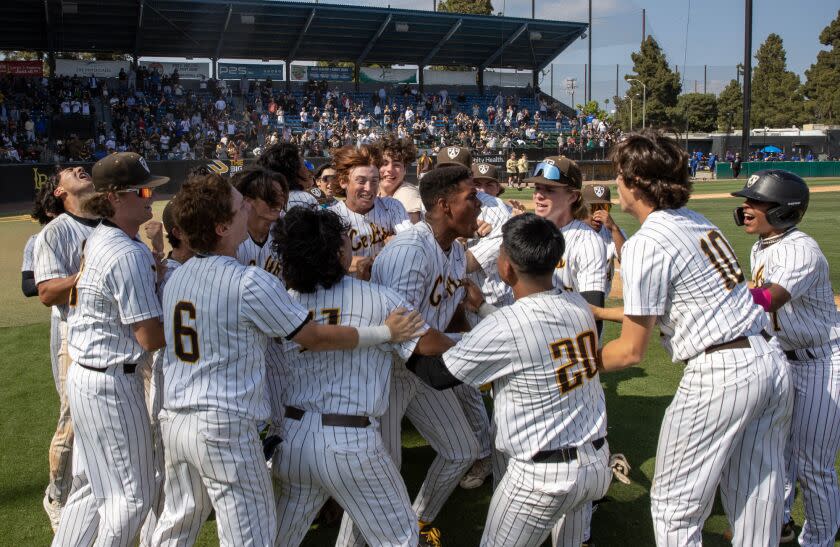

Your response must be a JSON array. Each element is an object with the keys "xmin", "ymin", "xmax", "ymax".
[
  {"xmin": 350, "ymin": 222, "xmax": 394, "ymax": 251},
  {"xmin": 429, "ymin": 275, "xmax": 464, "ymax": 307}
]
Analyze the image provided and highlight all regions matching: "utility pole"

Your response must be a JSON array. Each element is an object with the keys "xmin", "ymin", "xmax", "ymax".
[
  {"xmin": 642, "ymin": 9, "xmax": 646, "ymax": 45},
  {"xmin": 587, "ymin": 0, "xmax": 592, "ymax": 102},
  {"xmin": 741, "ymin": 0, "xmax": 753, "ymax": 160},
  {"xmin": 532, "ymin": 0, "xmax": 535, "ymax": 18},
  {"xmin": 703, "ymin": 65, "xmax": 707, "ymax": 94}
]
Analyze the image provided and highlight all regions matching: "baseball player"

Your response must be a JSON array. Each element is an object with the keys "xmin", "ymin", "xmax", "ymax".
[
  {"xmin": 408, "ymin": 213, "xmax": 611, "ymax": 547},
  {"xmin": 256, "ymin": 143, "xmax": 319, "ymax": 210},
  {"xmin": 733, "ymin": 170, "xmax": 840, "ymax": 546},
  {"xmin": 329, "ymin": 144, "xmax": 411, "ymax": 280},
  {"xmin": 272, "ymin": 207, "xmax": 456, "ymax": 547},
  {"xmin": 151, "ymin": 174, "xmax": 423, "ymax": 546},
  {"xmin": 336, "ymin": 165, "xmax": 484, "ymax": 547},
  {"xmin": 233, "ymin": 166, "xmax": 287, "ymax": 276},
  {"xmin": 593, "ymin": 131, "xmax": 792, "ymax": 547},
  {"xmin": 23, "ymin": 175, "xmax": 64, "ymax": 298},
  {"xmin": 32, "ymin": 165, "xmax": 99, "ymax": 531},
  {"xmin": 581, "ymin": 183, "xmax": 626, "ymax": 300},
  {"xmin": 379, "ymin": 134, "xmax": 423, "ymax": 224},
  {"xmin": 53, "ymin": 152, "xmax": 168, "ymax": 546}
]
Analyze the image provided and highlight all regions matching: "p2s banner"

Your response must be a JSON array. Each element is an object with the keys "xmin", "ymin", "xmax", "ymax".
[
  {"xmin": 55, "ymin": 59, "xmax": 129, "ymax": 78},
  {"xmin": 218, "ymin": 63, "xmax": 284, "ymax": 81}
]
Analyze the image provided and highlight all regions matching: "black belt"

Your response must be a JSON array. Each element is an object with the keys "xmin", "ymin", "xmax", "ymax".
[
  {"xmin": 533, "ymin": 437, "xmax": 605, "ymax": 463},
  {"xmin": 784, "ymin": 349, "xmax": 816, "ymax": 362},
  {"xmin": 285, "ymin": 406, "xmax": 370, "ymax": 428},
  {"xmin": 77, "ymin": 363, "xmax": 137, "ymax": 374},
  {"xmin": 704, "ymin": 331, "xmax": 771, "ymax": 355}
]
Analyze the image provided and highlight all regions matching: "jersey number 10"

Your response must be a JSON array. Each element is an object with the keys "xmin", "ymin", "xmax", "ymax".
[{"xmin": 700, "ymin": 230, "xmax": 744, "ymax": 290}]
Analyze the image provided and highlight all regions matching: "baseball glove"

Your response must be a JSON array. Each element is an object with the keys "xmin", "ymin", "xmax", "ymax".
[{"xmin": 609, "ymin": 453, "xmax": 632, "ymax": 484}]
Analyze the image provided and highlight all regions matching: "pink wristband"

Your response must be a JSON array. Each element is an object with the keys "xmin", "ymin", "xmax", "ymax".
[{"xmin": 749, "ymin": 287, "xmax": 772, "ymax": 312}]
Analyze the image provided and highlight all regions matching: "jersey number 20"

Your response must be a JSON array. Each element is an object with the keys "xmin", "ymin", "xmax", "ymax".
[
  {"xmin": 700, "ymin": 230, "xmax": 744, "ymax": 290},
  {"xmin": 174, "ymin": 301, "xmax": 199, "ymax": 363},
  {"xmin": 550, "ymin": 330, "xmax": 599, "ymax": 394}
]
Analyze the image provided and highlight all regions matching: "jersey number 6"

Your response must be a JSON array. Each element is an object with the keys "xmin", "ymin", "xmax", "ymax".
[
  {"xmin": 174, "ymin": 301, "xmax": 200, "ymax": 363},
  {"xmin": 700, "ymin": 230, "xmax": 744, "ymax": 290}
]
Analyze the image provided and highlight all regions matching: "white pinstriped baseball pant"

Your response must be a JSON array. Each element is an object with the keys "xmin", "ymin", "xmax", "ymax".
[
  {"xmin": 782, "ymin": 343, "xmax": 840, "ymax": 547},
  {"xmin": 651, "ymin": 340, "xmax": 792, "ymax": 547},
  {"xmin": 151, "ymin": 409, "xmax": 276, "ymax": 547},
  {"xmin": 273, "ymin": 412, "xmax": 417, "ymax": 547},
  {"xmin": 53, "ymin": 362, "xmax": 154, "ymax": 547}
]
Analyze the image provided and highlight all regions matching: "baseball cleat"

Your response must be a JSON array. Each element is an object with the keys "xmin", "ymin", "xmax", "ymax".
[
  {"xmin": 459, "ymin": 456, "xmax": 492, "ymax": 489},
  {"xmin": 43, "ymin": 493, "xmax": 62, "ymax": 532}
]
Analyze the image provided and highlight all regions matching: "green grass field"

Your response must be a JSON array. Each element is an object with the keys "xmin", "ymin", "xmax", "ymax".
[{"xmin": 1, "ymin": 178, "xmax": 838, "ymax": 545}]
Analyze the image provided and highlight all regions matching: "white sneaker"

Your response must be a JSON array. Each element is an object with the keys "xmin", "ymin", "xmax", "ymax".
[
  {"xmin": 459, "ymin": 456, "xmax": 492, "ymax": 489},
  {"xmin": 43, "ymin": 493, "xmax": 62, "ymax": 532}
]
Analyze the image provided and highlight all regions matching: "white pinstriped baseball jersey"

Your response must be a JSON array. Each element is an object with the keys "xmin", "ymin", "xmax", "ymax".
[
  {"xmin": 287, "ymin": 190, "xmax": 319, "ymax": 211},
  {"xmin": 595, "ymin": 227, "xmax": 626, "ymax": 297},
  {"xmin": 330, "ymin": 197, "xmax": 412, "ymax": 258},
  {"xmin": 466, "ymin": 192, "xmax": 514, "ymax": 307},
  {"xmin": 476, "ymin": 191, "xmax": 511, "ymax": 233},
  {"xmin": 552, "ymin": 219, "xmax": 607, "ymax": 293},
  {"xmin": 161, "ymin": 255, "xmax": 309, "ymax": 421},
  {"xmin": 282, "ymin": 276, "xmax": 424, "ymax": 417},
  {"xmin": 750, "ymin": 229, "xmax": 840, "ymax": 351},
  {"xmin": 444, "ymin": 289, "xmax": 606, "ymax": 460},
  {"xmin": 371, "ymin": 221, "xmax": 466, "ymax": 331},
  {"xmin": 67, "ymin": 222, "xmax": 162, "ymax": 368},
  {"xmin": 622, "ymin": 208, "xmax": 768, "ymax": 362},
  {"xmin": 34, "ymin": 212, "xmax": 98, "ymax": 320},
  {"xmin": 236, "ymin": 230, "xmax": 282, "ymax": 277},
  {"xmin": 22, "ymin": 233, "xmax": 37, "ymax": 272}
]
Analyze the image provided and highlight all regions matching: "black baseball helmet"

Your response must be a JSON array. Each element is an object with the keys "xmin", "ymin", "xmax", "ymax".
[{"xmin": 731, "ymin": 169, "xmax": 809, "ymax": 229}]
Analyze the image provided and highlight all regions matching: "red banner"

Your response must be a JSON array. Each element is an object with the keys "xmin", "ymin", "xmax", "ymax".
[{"xmin": 0, "ymin": 60, "xmax": 44, "ymax": 76}]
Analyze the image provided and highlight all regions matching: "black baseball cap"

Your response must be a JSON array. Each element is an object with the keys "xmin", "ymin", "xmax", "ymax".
[
  {"xmin": 582, "ymin": 183, "xmax": 611, "ymax": 204},
  {"xmin": 523, "ymin": 155, "xmax": 582, "ymax": 189},
  {"xmin": 435, "ymin": 146, "xmax": 472, "ymax": 169},
  {"xmin": 92, "ymin": 152, "xmax": 169, "ymax": 192}
]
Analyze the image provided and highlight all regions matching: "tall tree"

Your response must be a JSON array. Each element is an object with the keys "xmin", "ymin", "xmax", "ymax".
[
  {"xmin": 437, "ymin": 0, "xmax": 493, "ymax": 15},
  {"xmin": 669, "ymin": 93, "xmax": 718, "ymax": 133},
  {"xmin": 716, "ymin": 79, "xmax": 743, "ymax": 132},
  {"xmin": 751, "ymin": 33, "xmax": 806, "ymax": 128},
  {"xmin": 803, "ymin": 10, "xmax": 840, "ymax": 124},
  {"xmin": 614, "ymin": 36, "xmax": 681, "ymax": 131}
]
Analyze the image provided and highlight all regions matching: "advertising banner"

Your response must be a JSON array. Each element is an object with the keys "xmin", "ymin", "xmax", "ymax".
[
  {"xmin": 218, "ymin": 62, "xmax": 284, "ymax": 81},
  {"xmin": 140, "ymin": 60, "xmax": 210, "ymax": 79},
  {"xmin": 360, "ymin": 67, "xmax": 417, "ymax": 84},
  {"xmin": 0, "ymin": 61, "xmax": 44, "ymax": 76},
  {"xmin": 423, "ymin": 69, "xmax": 476, "ymax": 86},
  {"xmin": 289, "ymin": 65, "xmax": 353, "ymax": 82},
  {"xmin": 55, "ymin": 59, "xmax": 129, "ymax": 78}
]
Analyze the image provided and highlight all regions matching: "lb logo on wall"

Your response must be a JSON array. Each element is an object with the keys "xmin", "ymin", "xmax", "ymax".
[
  {"xmin": 206, "ymin": 159, "xmax": 244, "ymax": 176},
  {"xmin": 32, "ymin": 167, "xmax": 51, "ymax": 190}
]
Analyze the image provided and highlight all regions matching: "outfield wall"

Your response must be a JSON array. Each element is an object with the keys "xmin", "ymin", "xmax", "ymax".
[
  {"xmin": 0, "ymin": 156, "xmax": 616, "ymax": 206},
  {"xmin": 716, "ymin": 161, "xmax": 840, "ymax": 179}
]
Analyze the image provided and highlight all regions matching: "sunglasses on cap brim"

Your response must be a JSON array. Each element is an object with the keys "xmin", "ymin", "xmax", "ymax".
[
  {"xmin": 120, "ymin": 187, "xmax": 154, "ymax": 198},
  {"xmin": 532, "ymin": 162, "xmax": 573, "ymax": 184}
]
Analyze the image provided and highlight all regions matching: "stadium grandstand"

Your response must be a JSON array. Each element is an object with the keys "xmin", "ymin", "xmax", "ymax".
[{"xmin": 0, "ymin": 0, "xmax": 631, "ymax": 176}]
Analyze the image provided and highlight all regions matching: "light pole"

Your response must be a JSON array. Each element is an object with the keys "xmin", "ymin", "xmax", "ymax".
[
  {"xmin": 626, "ymin": 77, "xmax": 646, "ymax": 128},
  {"xmin": 628, "ymin": 94, "xmax": 634, "ymax": 132},
  {"xmin": 565, "ymin": 77, "xmax": 577, "ymax": 111}
]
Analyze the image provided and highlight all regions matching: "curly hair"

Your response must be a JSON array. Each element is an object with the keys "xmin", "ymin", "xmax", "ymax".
[
  {"xmin": 256, "ymin": 142, "xmax": 304, "ymax": 191},
  {"xmin": 331, "ymin": 144, "xmax": 382, "ymax": 187},
  {"xmin": 378, "ymin": 134, "xmax": 417, "ymax": 165},
  {"xmin": 171, "ymin": 173, "xmax": 235, "ymax": 255},
  {"xmin": 272, "ymin": 207, "xmax": 349, "ymax": 293},
  {"xmin": 609, "ymin": 129, "xmax": 692, "ymax": 210},
  {"xmin": 32, "ymin": 168, "xmax": 65, "ymax": 224},
  {"xmin": 418, "ymin": 164, "xmax": 471, "ymax": 210}
]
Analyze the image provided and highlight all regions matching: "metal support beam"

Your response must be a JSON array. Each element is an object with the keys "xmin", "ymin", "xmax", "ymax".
[
  {"xmin": 288, "ymin": 8, "xmax": 316, "ymax": 61},
  {"xmin": 357, "ymin": 14, "xmax": 392, "ymax": 65},
  {"xmin": 43, "ymin": 0, "xmax": 56, "ymax": 75},
  {"xmin": 214, "ymin": 4, "xmax": 233, "ymax": 59},
  {"xmin": 479, "ymin": 23, "xmax": 527, "ymax": 71},
  {"xmin": 420, "ymin": 18, "xmax": 462, "ymax": 67},
  {"xmin": 144, "ymin": 2, "xmax": 203, "ymax": 47},
  {"xmin": 134, "ymin": 0, "xmax": 145, "ymax": 60}
]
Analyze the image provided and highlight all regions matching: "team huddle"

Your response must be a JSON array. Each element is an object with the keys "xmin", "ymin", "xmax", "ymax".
[{"xmin": 22, "ymin": 130, "xmax": 840, "ymax": 547}]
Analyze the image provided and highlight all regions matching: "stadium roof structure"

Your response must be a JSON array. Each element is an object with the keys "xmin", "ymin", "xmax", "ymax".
[{"xmin": 3, "ymin": 0, "xmax": 587, "ymax": 71}]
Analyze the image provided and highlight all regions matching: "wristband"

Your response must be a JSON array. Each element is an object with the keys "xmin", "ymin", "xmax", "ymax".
[
  {"xmin": 477, "ymin": 302, "xmax": 498, "ymax": 318},
  {"xmin": 749, "ymin": 287, "xmax": 772, "ymax": 312},
  {"xmin": 356, "ymin": 325, "xmax": 392, "ymax": 348}
]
